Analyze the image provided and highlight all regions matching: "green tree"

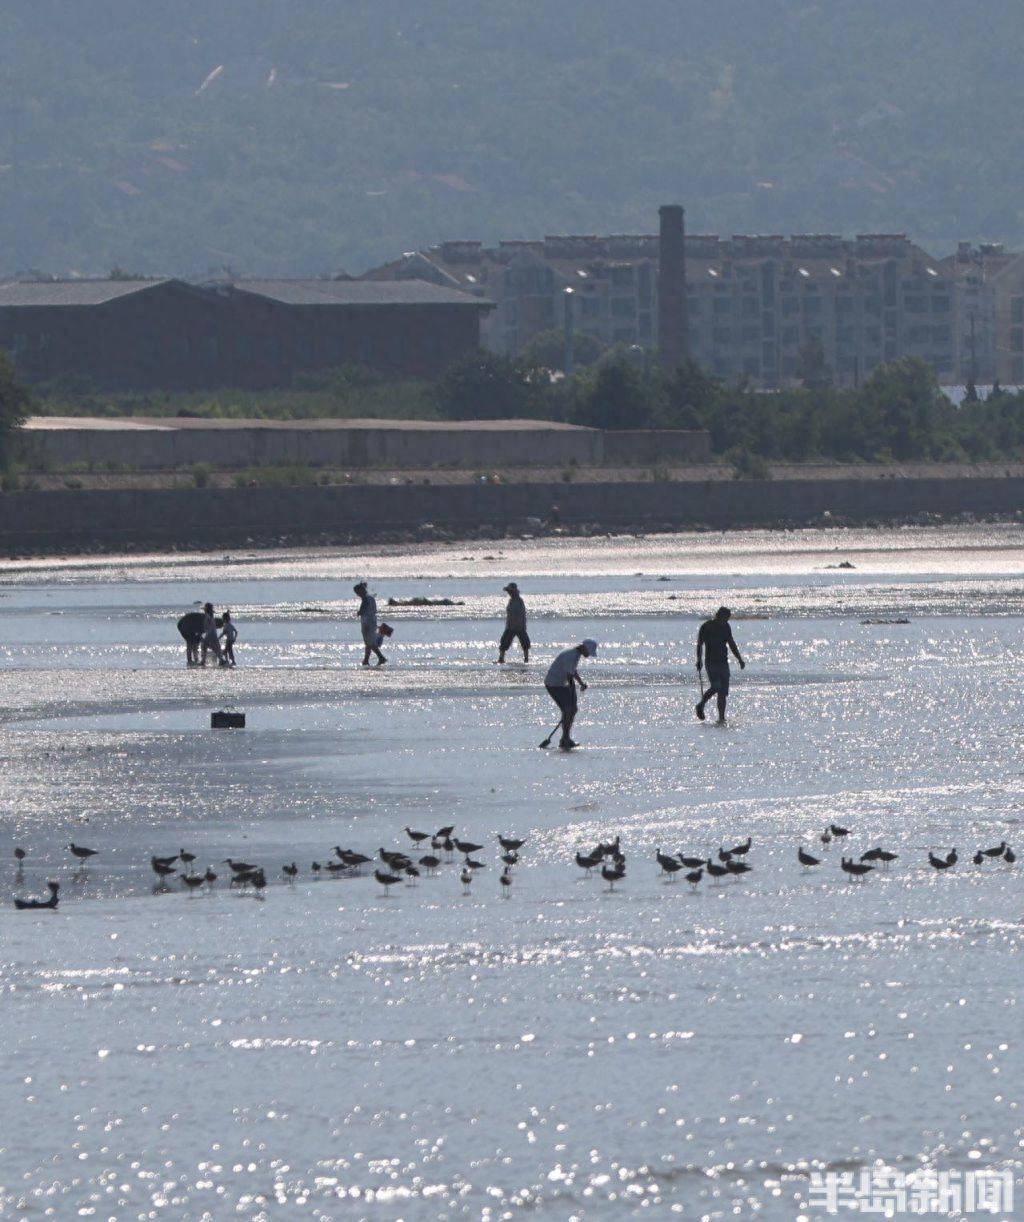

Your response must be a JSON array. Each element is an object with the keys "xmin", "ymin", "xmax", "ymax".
[
  {"xmin": 570, "ymin": 353, "xmax": 660, "ymax": 429},
  {"xmin": 434, "ymin": 351, "xmax": 544, "ymax": 421},
  {"xmin": 519, "ymin": 328, "xmax": 606, "ymax": 372},
  {"xmin": 0, "ymin": 352, "xmax": 30, "ymax": 465}
]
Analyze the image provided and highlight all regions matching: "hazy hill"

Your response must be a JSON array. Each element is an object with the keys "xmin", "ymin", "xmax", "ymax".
[{"xmin": 2, "ymin": 0, "xmax": 1022, "ymax": 277}]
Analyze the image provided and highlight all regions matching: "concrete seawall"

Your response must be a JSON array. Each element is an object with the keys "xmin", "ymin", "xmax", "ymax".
[{"xmin": 1, "ymin": 475, "xmax": 1022, "ymax": 555}]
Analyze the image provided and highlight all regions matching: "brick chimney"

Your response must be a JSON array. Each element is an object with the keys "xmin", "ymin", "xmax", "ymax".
[{"xmin": 658, "ymin": 204, "xmax": 687, "ymax": 370}]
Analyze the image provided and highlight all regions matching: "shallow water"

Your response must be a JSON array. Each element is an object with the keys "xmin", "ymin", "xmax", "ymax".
[{"xmin": 0, "ymin": 526, "xmax": 1021, "ymax": 1218}]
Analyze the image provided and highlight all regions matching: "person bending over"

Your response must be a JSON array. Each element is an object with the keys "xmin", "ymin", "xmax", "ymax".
[{"xmin": 544, "ymin": 639, "xmax": 597, "ymax": 750}]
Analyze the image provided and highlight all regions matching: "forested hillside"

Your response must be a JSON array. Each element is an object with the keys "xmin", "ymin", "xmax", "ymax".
[{"xmin": 2, "ymin": 0, "xmax": 1022, "ymax": 278}]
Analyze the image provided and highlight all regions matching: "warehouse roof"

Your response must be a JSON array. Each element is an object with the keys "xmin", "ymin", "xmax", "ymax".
[
  {"xmin": 225, "ymin": 279, "xmax": 491, "ymax": 308},
  {"xmin": 0, "ymin": 278, "xmax": 181, "ymax": 307}
]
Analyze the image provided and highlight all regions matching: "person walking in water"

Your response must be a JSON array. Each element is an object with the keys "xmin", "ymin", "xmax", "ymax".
[
  {"xmin": 498, "ymin": 582, "xmax": 530, "ymax": 663},
  {"xmin": 695, "ymin": 606, "xmax": 745, "ymax": 725},
  {"xmin": 544, "ymin": 639, "xmax": 597, "ymax": 750},
  {"xmin": 220, "ymin": 610, "xmax": 238, "ymax": 667},
  {"xmin": 354, "ymin": 582, "xmax": 387, "ymax": 667},
  {"xmin": 200, "ymin": 602, "xmax": 225, "ymax": 667}
]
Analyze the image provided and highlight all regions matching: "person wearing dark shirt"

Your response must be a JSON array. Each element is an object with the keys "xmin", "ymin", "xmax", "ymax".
[
  {"xmin": 177, "ymin": 611, "xmax": 205, "ymax": 667},
  {"xmin": 696, "ymin": 606, "xmax": 745, "ymax": 724},
  {"xmin": 498, "ymin": 582, "xmax": 530, "ymax": 663}
]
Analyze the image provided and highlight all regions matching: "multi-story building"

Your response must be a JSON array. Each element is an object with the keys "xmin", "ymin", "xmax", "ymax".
[{"xmin": 364, "ymin": 230, "xmax": 960, "ymax": 387}]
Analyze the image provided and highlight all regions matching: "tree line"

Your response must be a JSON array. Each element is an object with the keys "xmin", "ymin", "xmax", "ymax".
[{"xmin": 435, "ymin": 347, "xmax": 1024, "ymax": 465}]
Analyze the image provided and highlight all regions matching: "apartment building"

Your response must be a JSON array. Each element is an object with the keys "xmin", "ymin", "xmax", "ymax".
[{"xmin": 364, "ymin": 230, "xmax": 960, "ymax": 387}]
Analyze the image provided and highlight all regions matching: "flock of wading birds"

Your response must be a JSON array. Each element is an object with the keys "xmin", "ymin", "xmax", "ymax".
[{"xmin": 10, "ymin": 821, "xmax": 1018, "ymax": 909}]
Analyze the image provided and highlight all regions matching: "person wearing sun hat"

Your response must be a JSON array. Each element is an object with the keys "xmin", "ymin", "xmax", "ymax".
[
  {"xmin": 543, "ymin": 639, "xmax": 598, "ymax": 750},
  {"xmin": 497, "ymin": 581, "xmax": 530, "ymax": 663}
]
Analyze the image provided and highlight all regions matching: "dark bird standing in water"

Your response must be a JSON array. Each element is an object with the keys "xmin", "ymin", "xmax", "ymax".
[
  {"xmin": 798, "ymin": 847, "xmax": 821, "ymax": 870},
  {"xmin": 841, "ymin": 857, "xmax": 873, "ymax": 881},
  {"xmin": 657, "ymin": 850, "xmax": 683, "ymax": 878},
  {"xmin": 928, "ymin": 850, "xmax": 956, "ymax": 871},
  {"xmin": 830, "ymin": 824, "xmax": 850, "ymax": 839},
  {"xmin": 729, "ymin": 838, "xmax": 752, "ymax": 856},
  {"xmin": 282, "ymin": 863, "xmax": 298, "ymax": 879},
  {"xmin": 419, "ymin": 855, "xmax": 441, "ymax": 874},
  {"xmin": 498, "ymin": 835, "xmax": 525, "ymax": 852},
  {"xmin": 69, "ymin": 843, "xmax": 98, "ymax": 864},
  {"xmin": 678, "ymin": 855, "xmax": 704, "ymax": 869},
  {"xmin": 685, "ymin": 869, "xmax": 703, "ymax": 890},
  {"xmin": 601, "ymin": 863, "xmax": 626, "ymax": 891},
  {"xmin": 576, "ymin": 850, "xmax": 602, "ymax": 876},
  {"xmin": 405, "ymin": 827, "xmax": 429, "ymax": 848},
  {"xmin": 705, "ymin": 860, "xmax": 729, "ymax": 883},
  {"xmin": 725, "ymin": 859, "xmax": 751, "ymax": 876},
  {"xmin": 374, "ymin": 869, "xmax": 401, "ymax": 895},
  {"xmin": 981, "ymin": 841, "xmax": 1007, "ymax": 858},
  {"xmin": 180, "ymin": 873, "xmax": 204, "ymax": 891},
  {"xmin": 460, "ymin": 867, "xmax": 472, "ymax": 895},
  {"xmin": 14, "ymin": 881, "xmax": 59, "ymax": 911},
  {"xmin": 500, "ymin": 867, "xmax": 513, "ymax": 897}
]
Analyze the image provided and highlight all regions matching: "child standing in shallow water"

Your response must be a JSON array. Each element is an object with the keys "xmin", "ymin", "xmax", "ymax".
[{"xmin": 220, "ymin": 610, "xmax": 238, "ymax": 667}]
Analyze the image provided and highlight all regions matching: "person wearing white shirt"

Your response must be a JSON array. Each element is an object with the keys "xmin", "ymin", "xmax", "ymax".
[{"xmin": 544, "ymin": 639, "xmax": 597, "ymax": 749}]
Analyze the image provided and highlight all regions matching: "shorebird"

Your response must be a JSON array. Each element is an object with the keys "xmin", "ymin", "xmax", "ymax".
[
  {"xmin": 375, "ymin": 869, "xmax": 401, "ymax": 895},
  {"xmin": 14, "ymin": 847, "xmax": 26, "ymax": 867},
  {"xmin": 705, "ymin": 859, "xmax": 729, "ymax": 884},
  {"xmin": 454, "ymin": 839, "xmax": 483, "ymax": 856},
  {"xmin": 973, "ymin": 850, "xmax": 985, "ymax": 865},
  {"xmin": 379, "ymin": 848, "xmax": 411, "ymax": 869},
  {"xmin": 204, "ymin": 868, "xmax": 217, "ymax": 886},
  {"xmin": 435, "ymin": 824, "xmax": 455, "ymax": 840},
  {"xmin": 678, "ymin": 855, "xmax": 704, "ymax": 870},
  {"xmin": 441, "ymin": 837, "xmax": 456, "ymax": 861},
  {"xmin": 404, "ymin": 864, "xmax": 420, "ymax": 885},
  {"xmin": 717, "ymin": 847, "xmax": 733, "ymax": 862},
  {"xmin": 151, "ymin": 856, "xmax": 176, "ymax": 879},
  {"xmin": 576, "ymin": 850, "xmax": 602, "ymax": 876},
  {"xmin": 419, "ymin": 854, "xmax": 441, "ymax": 875},
  {"xmin": 282, "ymin": 863, "xmax": 298, "ymax": 879},
  {"xmin": 68, "ymin": 843, "xmax": 98, "ymax": 864},
  {"xmin": 311, "ymin": 861, "xmax": 322, "ymax": 875},
  {"xmin": 251, "ymin": 869, "xmax": 267, "ymax": 895},
  {"xmin": 498, "ymin": 835, "xmax": 525, "ymax": 852},
  {"xmin": 460, "ymin": 867, "xmax": 472, "ymax": 895},
  {"xmin": 830, "ymin": 824, "xmax": 850, "ymax": 839},
  {"xmin": 820, "ymin": 830, "xmax": 833, "ymax": 847},
  {"xmin": 599, "ymin": 836, "xmax": 622, "ymax": 859},
  {"xmin": 798, "ymin": 847, "xmax": 821, "ymax": 870},
  {"xmin": 657, "ymin": 850, "xmax": 682, "ymax": 876},
  {"xmin": 725, "ymin": 859, "xmax": 751, "ymax": 876},
  {"xmin": 325, "ymin": 860, "xmax": 348, "ymax": 874},
  {"xmin": 601, "ymin": 863, "xmax": 625, "ymax": 891},
  {"xmin": 928, "ymin": 850, "xmax": 955, "ymax": 871},
  {"xmin": 981, "ymin": 841, "xmax": 1007, "ymax": 858},
  {"xmin": 405, "ymin": 827, "xmax": 429, "ymax": 848},
  {"xmin": 729, "ymin": 837, "xmax": 752, "ymax": 856},
  {"xmin": 179, "ymin": 849, "xmax": 196, "ymax": 869},
  {"xmin": 14, "ymin": 881, "xmax": 59, "ymax": 911},
  {"xmin": 152, "ymin": 854, "xmax": 178, "ymax": 868},
  {"xmin": 500, "ymin": 867, "xmax": 513, "ymax": 897},
  {"xmin": 223, "ymin": 859, "xmax": 256, "ymax": 874},
  {"xmin": 341, "ymin": 851, "xmax": 371, "ymax": 870},
  {"xmin": 841, "ymin": 857, "xmax": 873, "ymax": 881},
  {"xmin": 465, "ymin": 857, "xmax": 486, "ymax": 870},
  {"xmin": 685, "ymin": 868, "xmax": 703, "ymax": 890},
  {"xmin": 863, "ymin": 848, "xmax": 898, "ymax": 867},
  {"xmin": 1005, "ymin": 847, "xmax": 1016, "ymax": 864},
  {"xmin": 501, "ymin": 852, "xmax": 519, "ymax": 868},
  {"xmin": 180, "ymin": 873, "xmax": 205, "ymax": 891}
]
